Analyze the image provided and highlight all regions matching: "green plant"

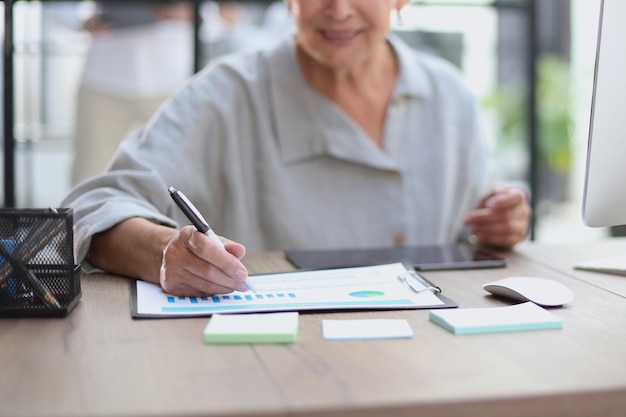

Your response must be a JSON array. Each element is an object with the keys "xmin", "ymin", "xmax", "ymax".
[{"xmin": 483, "ymin": 54, "xmax": 574, "ymax": 175}]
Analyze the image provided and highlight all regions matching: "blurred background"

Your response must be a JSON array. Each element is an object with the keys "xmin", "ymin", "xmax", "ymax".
[{"xmin": 0, "ymin": 0, "xmax": 613, "ymax": 244}]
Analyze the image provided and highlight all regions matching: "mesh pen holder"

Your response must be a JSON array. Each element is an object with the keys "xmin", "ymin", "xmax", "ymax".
[{"xmin": 0, "ymin": 208, "xmax": 81, "ymax": 317}]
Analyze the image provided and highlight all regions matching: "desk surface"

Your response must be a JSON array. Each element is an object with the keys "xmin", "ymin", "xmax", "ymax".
[
  {"xmin": 520, "ymin": 238, "xmax": 626, "ymax": 298},
  {"xmin": 2, "ymin": 241, "xmax": 626, "ymax": 417}
]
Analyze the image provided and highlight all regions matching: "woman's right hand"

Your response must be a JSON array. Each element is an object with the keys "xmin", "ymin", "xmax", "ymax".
[
  {"xmin": 159, "ymin": 225, "xmax": 249, "ymax": 296},
  {"xmin": 87, "ymin": 219, "xmax": 248, "ymax": 297}
]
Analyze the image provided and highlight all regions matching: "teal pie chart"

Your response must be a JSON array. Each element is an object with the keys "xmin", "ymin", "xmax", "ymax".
[{"xmin": 349, "ymin": 290, "xmax": 385, "ymax": 298}]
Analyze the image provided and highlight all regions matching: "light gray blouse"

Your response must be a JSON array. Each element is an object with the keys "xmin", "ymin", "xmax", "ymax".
[{"xmin": 61, "ymin": 34, "xmax": 494, "ymax": 272}]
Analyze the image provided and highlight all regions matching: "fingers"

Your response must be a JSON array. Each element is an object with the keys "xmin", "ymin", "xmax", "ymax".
[
  {"xmin": 222, "ymin": 237, "xmax": 247, "ymax": 260},
  {"xmin": 465, "ymin": 187, "xmax": 532, "ymax": 249},
  {"xmin": 160, "ymin": 226, "xmax": 249, "ymax": 296},
  {"xmin": 481, "ymin": 187, "xmax": 525, "ymax": 210},
  {"xmin": 468, "ymin": 217, "xmax": 528, "ymax": 249},
  {"xmin": 83, "ymin": 16, "xmax": 111, "ymax": 33}
]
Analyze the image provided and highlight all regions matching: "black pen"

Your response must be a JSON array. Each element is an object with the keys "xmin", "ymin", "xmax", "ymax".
[
  {"xmin": 0, "ymin": 218, "xmax": 65, "ymax": 289},
  {"xmin": 168, "ymin": 186, "xmax": 256, "ymax": 293},
  {"xmin": 0, "ymin": 241, "xmax": 62, "ymax": 309}
]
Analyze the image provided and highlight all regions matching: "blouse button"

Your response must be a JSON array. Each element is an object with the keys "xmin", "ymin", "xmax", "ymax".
[{"xmin": 394, "ymin": 234, "xmax": 406, "ymax": 247}]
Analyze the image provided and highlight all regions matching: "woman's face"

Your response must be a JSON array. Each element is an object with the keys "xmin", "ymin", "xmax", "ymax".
[{"xmin": 286, "ymin": 0, "xmax": 406, "ymax": 70}]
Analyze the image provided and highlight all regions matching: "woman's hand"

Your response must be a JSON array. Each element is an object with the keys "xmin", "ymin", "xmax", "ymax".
[
  {"xmin": 464, "ymin": 187, "xmax": 532, "ymax": 250},
  {"xmin": 88, "ymin": 219, "xmax": 248, "ymax": 297},
  {"xmin": 82, "ymin": 15, "xmax": 110, "ymax": 34},
  {"xmin": 160, "ymin": 226, "xmax": 249, "ymax": 296}
]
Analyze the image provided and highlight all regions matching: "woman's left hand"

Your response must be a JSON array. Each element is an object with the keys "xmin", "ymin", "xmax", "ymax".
[{"xmin": 463, "ymin": 187, "xmax": 532, "ymax": 250}]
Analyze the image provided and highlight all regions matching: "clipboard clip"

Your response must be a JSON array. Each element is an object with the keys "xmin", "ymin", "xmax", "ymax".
[{"xmin": 397, "ymin": 271, "xmax": 441, "ymax": 295}]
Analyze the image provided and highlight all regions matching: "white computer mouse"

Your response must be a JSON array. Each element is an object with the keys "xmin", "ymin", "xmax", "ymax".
[{"xmin": 482, "ymin": 276, "xmax": 574, "ymax": 307}]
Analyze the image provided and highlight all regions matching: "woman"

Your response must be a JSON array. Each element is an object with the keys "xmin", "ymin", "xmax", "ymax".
[{"xmin": 62, "ymin": 0, "xmax": 530, "ymax": 297}]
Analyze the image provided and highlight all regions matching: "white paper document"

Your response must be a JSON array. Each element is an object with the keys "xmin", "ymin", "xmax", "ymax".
[
  {"xmin": 322, "ymin": 318, "xmax": 414, "ymax": 340},
  {"xmin": 132, "ymin": 262, "xmax": 449, "ymax": 317}
]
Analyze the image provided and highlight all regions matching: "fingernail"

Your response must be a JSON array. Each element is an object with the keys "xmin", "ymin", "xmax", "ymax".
[
  {"xmin": 235, "ymin": 269, "xmax": 248, "ymax": 280},
  {"xmin": 188, "ymin": 233, "xmax": 198, "ymax": 249}
]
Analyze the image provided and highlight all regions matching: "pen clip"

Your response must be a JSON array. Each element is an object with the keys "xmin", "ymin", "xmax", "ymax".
[{"xmin": 397, "ymin": 271, "xmax": 441, "ymax": 294}]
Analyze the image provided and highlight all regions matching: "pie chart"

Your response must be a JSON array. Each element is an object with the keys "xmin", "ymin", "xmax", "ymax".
[{"xmin": 349, "ymin": 290, "xmax": 385, "ymax": 298}]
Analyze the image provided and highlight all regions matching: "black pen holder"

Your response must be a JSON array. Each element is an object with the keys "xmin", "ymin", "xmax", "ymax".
[{"xmin": 0, "ymin": 208, "xmax": 81, "ymax": 317}]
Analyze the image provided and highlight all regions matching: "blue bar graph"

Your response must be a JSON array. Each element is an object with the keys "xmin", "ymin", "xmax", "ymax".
[
  {"xmin": 164, "ymin": 292, "xmax": 299, "ymax": 305},
  {"xmin": 162, "ymin": 291, "xmax": 303, "ymax": 316}
]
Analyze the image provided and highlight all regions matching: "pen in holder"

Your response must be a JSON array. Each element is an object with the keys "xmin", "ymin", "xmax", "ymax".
[{"xmin": 0, "ymin": 208, "xmax": 81, "ymax": 317}]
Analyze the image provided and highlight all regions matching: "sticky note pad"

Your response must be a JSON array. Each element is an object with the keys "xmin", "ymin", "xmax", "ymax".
[
  {"xmin": 429, "ymin": 302, "xmax": 563, "ymax": 335},
  {"xmin": 322, "ymin": 319, "xmax": 414, "ymax": 340},
  {"xmin": 203, "ymin": 312, "xmax": 299, "ymax": 344}
]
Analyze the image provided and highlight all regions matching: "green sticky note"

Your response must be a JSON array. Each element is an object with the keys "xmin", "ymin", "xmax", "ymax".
[
  {"xmin": 429, "ymin": 302, "xmax": 563, "ymax": 335},
  {"xmin": 203, "ymin": 312, "xmax": 299, "ymax": 344}
]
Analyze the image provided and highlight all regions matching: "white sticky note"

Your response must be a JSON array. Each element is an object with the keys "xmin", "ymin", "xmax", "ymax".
[
  {"xmin": 322, "ymin": 319, "xmax": 414, "ymax": 340},
  {"xmin": 429, "ymin": 302, "xmax": 563, "ymax": 335},
  {"xmin": 203, "ymin": 312, "xmax": 299, "ymax": 344}
]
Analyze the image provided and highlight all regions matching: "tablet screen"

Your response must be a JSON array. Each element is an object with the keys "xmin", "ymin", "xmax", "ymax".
[{"xmin": 285, "ymin": 243, "xmax": 506, "ymax": 271}]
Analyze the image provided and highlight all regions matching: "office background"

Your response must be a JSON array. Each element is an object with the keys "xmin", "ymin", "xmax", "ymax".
[{"xmin": 0, "ymin": 0, "xmax": 609, "ymax": 244}]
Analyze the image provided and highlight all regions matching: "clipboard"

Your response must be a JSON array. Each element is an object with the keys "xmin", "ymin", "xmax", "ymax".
[{"xmin": 131, "ymin": 261, "xmax": 457, "ymax": 318}]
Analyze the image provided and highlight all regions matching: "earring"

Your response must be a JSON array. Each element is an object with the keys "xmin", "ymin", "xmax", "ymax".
[{"xmin": 396, "ymin": 8, "xmax": 404, "ymax": 26}]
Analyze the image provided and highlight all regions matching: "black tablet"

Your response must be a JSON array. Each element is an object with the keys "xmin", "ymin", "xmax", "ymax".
[{"xmin": 285, "ymin": 243, "xmax": 506, "ymax": 271}]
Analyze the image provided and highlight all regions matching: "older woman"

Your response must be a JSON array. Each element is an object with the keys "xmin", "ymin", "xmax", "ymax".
[{"xmin": 62, "ymin": 0, "xmax": 530, "ymax": 296}]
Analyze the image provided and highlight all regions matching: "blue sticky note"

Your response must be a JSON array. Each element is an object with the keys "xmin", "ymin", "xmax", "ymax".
[{"xmin": 429, "ymin": 302, "xmax": 563, "ymax": 335}]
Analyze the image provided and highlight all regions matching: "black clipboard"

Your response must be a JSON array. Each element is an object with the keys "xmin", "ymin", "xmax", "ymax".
[{"xmin": 130, "ymin": 260, "xmax": 456, "ymax": 319}]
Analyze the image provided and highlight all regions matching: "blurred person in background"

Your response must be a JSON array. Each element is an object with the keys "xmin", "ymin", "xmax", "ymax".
[{"xmin": 68, "ymin": 1, "xmax": 194, "ymax": 185}]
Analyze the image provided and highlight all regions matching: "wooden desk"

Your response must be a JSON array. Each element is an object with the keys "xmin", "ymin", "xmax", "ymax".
[
  {"xmin": 519, "ymin": 237, "xmax": 626, "ymax": 298},
  {"xmin": 1, "ymin": 243, "xmax": 626, "ymax": 417}
]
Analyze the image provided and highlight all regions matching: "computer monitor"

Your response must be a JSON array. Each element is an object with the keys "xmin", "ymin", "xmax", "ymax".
[
  {"xmin": 577, "ymin": 0, "xmax": 626, "ymax": 275},
  {"xmin": 582, "ymin": 0, "xmax": 626, "ymax": 228}
]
